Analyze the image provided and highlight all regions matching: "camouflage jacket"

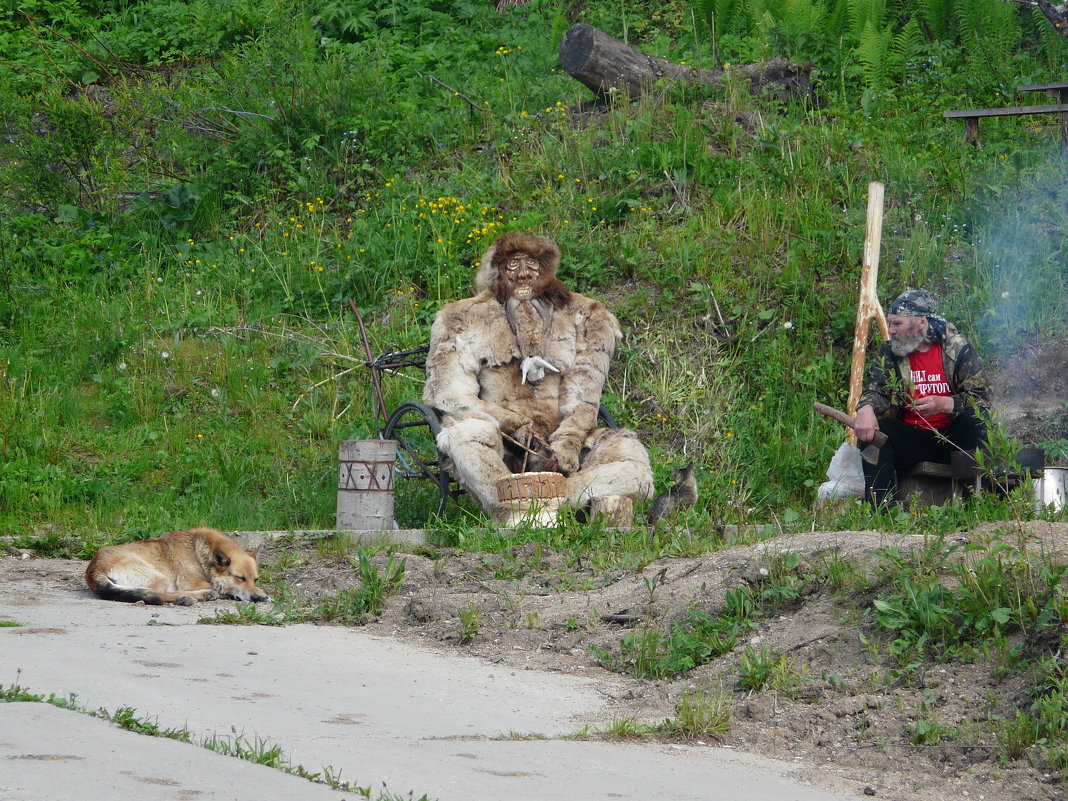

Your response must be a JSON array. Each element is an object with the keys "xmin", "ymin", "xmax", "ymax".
[{"xmin": 857, "ymin": 323, "xmax": 992, "ymax": 420}]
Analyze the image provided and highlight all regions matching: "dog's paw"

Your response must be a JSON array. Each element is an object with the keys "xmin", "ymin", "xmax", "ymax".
[
  {"xmin": 205, "ymin": 590, "xmax": 220, "ymax": 601},
  {"xmin": 176, "ymin": 595, "xmax": 197, "ymax": 606}
]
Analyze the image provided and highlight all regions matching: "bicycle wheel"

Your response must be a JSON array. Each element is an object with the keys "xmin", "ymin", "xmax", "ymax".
[{"xmin": 382, "ymin": 402, "xmax": 452, "ymax": 528}]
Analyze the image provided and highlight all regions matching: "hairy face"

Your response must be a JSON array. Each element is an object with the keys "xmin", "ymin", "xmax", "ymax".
[
  {"xmin": 500, "ymin": 253, "xmax": 545, "ymax": 300},
  {"xmin": 888, "ymin": 314, "xmax": 928, "ymax": 356}
]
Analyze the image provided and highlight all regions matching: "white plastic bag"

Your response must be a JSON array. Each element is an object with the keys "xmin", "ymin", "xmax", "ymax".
[{"xmin": 816, "ymin": 441, "xmax": 865, "ymax": 501}]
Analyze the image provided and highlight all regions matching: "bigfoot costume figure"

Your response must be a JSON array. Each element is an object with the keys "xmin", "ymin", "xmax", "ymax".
[{"xmin": 423, "ymin": 232, "xmax": 653, "ymax": 522}]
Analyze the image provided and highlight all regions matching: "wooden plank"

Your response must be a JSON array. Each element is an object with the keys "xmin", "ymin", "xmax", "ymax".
[
  {"xmin": 1020, "ymin": 85, "xmax": 1068, "ymax": 104},
  {"xmin": 905, "ymin": 461, "xmax": 954, "ymax": 479},
  {"xmin": 1016, "ymin": 81, "xmax": 1068, "ymax": 92},
  {"xmin": 946, "ymin": 103, "xmax": 1068, "ymax": 154},
  {"xmin": 944, "ymin": 104, "xmax": 1068, "ymax": 118}
]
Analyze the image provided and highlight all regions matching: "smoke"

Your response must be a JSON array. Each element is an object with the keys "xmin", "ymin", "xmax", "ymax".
[{"xmin": 967, "ymin": 156, "xmax": 1068, "ymax": 415}]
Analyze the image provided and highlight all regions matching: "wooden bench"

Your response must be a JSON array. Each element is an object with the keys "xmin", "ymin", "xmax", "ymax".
[
  {"xmin": 944, "ymin": 103, "xmax": 1068, "ymax": 152},
  {"xmin": 1017, "ymin": 81, "xmax": 1068, "ymax": 104},
  {"xmin": 897, "ymin": 448, "xmax": 1046, "ymax": 508}
]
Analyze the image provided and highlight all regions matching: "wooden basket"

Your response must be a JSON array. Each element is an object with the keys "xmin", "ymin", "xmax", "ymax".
[
  {"xmin": 496, "ymin": 471, "xmax": 566, "ymax": 502},
  {"xmin": 495, "ymin": 472, "xmax": 566, "ymax": 527}
]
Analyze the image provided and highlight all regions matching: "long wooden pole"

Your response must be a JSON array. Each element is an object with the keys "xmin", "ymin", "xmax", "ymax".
[{"xmin": 845, "ymin": 182, "xmax": 889, "ymax": 442}]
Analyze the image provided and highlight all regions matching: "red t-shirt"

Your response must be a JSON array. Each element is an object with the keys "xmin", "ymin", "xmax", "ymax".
[{"xmin": 902, "ymin": 344, "xmax": 953, "ymax": 430}]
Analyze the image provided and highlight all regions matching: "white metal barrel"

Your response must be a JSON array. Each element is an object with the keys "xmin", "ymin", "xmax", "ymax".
[{"xmin": 1034, "ymin": 466, "xmax": 1068, "ymax": 513}]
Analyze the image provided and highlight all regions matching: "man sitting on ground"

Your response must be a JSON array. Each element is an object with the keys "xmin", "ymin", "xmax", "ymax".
[{"xmin": 854, "ymin": 289, "xmax": 992, "ymax": 506}]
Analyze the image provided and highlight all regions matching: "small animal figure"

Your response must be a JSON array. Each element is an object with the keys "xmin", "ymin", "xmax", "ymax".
[
  {"xmin": 85, "ymin": 527, "xmax": 269, "ymax": 606},
  {"xmin": 647, "ymin": 463, "xmax": 698, "ymax": 526}
]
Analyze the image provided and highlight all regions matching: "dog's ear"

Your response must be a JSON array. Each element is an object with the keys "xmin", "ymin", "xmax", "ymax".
[
  {"xmin": 249, "ymin": 545, "xmax": 261, "ymax": 560},
  {"xmin": 213, "ymin": 549, "xmax": 231, "ymax": 568}
]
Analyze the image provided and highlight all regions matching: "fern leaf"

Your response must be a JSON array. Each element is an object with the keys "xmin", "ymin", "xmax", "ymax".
[
  {"xmin": 890, "ymin": 16, "xmax": 926, "ymax": 74},
  {"xmin": 954, "ymin": 0, "xmax": 1021, "ymax": 84},
  {"xmin": 855, "ymin": 18, "xmax": 893, "ymax": 90},
  {"xmin": 846, "ymin": 0, "xmax": 887, "ymax": 39},
  {"xmin": 917, "ymin": 0, "xmax": 954, "ymax": 39},
  {"xmin": 692, "ymin": 0, "xmax": 748, "ymax": 37}
]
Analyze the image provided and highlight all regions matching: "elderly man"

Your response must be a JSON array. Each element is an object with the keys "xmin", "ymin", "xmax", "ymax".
[
  {"xmin": 854, "ymin": 289, "xmax": 992, "ymax": 507},
  {"xmin": 423, "ymin": 232, "xmax": 653, "ymax": 524}
]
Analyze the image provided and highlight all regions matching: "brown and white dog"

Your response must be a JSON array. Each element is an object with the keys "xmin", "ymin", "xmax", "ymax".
[{"xmin": 85, "ymin": 527, "xmax": 269, "ymax": 606}]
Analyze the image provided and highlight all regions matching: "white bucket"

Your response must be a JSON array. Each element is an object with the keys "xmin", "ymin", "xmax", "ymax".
[
  {"xmin": 1034, "ymin": 466, "xmax": 1068, "ymax": 513},
  {"xmin": 337, "ymin": 440, "xmax": 396, "ymax": 530}
]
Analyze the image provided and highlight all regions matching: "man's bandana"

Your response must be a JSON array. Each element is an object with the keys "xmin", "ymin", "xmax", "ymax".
[
  {"xmin": 889, "ymin": 289, "xmax": 939, "ymax": 317},
  {"xmin": 889, "ymin": 289, "xmax": 947, "ymax": 342}
]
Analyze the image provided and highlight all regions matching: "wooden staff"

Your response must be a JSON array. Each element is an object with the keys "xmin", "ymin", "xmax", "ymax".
[{"xmin": 844, "ymin": 182, "xmax": 890, "ymax": 443}]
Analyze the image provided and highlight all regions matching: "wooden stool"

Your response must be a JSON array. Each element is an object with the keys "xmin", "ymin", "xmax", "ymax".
[{"xmin": 897, "ymin": 461, "xmax": 955, "ymax": 507}]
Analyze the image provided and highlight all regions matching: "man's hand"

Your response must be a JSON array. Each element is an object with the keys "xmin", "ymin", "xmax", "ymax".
[
  {"xmin": 549, "ymin": 440, "xmax": 580, "ymax": 474},
  {"xmin": 500, "ymin": 411, "xmax": 534, "ymax": 439},
  {"xmin": 910, "ymin": 395, "xmax": 953, "ymax": 417},
  {"xmin": 854, "ymin": 405, "xmax": 879, "ymax": 443}
]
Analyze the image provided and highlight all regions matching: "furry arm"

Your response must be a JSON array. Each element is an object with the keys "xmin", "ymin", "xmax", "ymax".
[
  {"xmin": 423, "ymin": 305, "xmax": 528, "ymax": 432},
  {"xmin": 548, "ymin": 301, "xmax": 622, "ymax": 472}
]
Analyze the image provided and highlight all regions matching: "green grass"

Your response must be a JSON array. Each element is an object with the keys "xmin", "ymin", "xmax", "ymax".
[
  {"xmin": 597, "ymin": 714, "xmax": 656, "ymax": 738},
  {"xmin": 1, "ymin": 0, "xmax": 1066, "ymax": 544},
  {"xmin": 593, "ymin": 547, "xmax": 820, "ymax": 679},
  {"xmin": 660, "ymin": 680, "xmax": 732, "ymax": 738},
  {"xmin": 456, "ymin": 604, "xmax": 482, "ymax": 644},
  {"xmin": 197, "ymin": 602, "xmax": 289, "ymax": 626}
]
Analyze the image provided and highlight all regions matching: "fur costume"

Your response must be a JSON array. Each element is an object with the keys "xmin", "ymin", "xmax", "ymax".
[{"xmin": 423, "ymin": 233, "xmax": 653, "ymax": 515}]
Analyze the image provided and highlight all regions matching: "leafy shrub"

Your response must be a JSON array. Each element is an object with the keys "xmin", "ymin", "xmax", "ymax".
[
  {"xmin": 736, "ymin": 645, "xmax": 778, "ymax": 691},
  {"xmin": 309, "ymin": 549, "xmax": 405, "ymax": 623},
  {"xmin": 873, "ymin": 537, "xmax": 1067, "ymax": 665}
]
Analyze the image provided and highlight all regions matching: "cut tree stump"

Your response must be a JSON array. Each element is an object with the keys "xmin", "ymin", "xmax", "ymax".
[
  {"xmin": 589, "ymin": 494, "xmax": 634, "ymax": 529},
  {"xmin": 558, "ymin": 23, "xmax": 812, "ymax": 103}
]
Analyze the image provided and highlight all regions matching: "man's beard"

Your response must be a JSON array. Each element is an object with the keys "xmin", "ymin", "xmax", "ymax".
[{"xmin": 889, "ymin": 325, "xmax": 927, "ymax": 356}]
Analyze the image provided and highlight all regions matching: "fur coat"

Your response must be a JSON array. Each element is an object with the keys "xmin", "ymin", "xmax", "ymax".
[{"xmin": 423, "ymin": 236, "xmax": 622, "ymax": 472}]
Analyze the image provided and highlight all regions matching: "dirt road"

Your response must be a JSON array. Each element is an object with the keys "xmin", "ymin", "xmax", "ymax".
[{"xmin": 0, "ymin": 556, "xmax": 864, "ymax": 801}]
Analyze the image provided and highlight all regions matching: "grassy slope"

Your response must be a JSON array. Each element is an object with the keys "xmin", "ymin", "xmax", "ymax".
[{"xmin": 0, "ymin": 0, "xmax": 1066, "ymax": 551}]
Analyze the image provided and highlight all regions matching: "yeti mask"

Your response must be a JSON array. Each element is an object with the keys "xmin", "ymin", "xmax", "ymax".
[{"xmin": 475, "ymin": 233, "xmax": 571, "ymax": 309}]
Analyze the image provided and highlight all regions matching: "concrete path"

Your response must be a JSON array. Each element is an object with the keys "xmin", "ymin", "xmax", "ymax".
[{"xmin": 0, "ymin": 574, "xmax": 865, "ymax": 801}]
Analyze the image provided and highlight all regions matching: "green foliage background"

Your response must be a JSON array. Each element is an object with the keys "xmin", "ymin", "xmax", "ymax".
[{"xmin": 0, "ymin": 0, "xmax": 1066, "ymax": 547}]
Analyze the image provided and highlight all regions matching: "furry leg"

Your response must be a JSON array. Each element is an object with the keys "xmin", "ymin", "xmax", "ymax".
[
  {"xmin": 436, "ymin": 418, "xmax": 512, "ymax": 512},
  {"xmin": 566, "ymin": 428, "xmax": 654, "ymax": 505}
]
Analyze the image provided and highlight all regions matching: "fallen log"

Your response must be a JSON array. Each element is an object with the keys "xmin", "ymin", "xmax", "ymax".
[
  {"xmin": 1036, "ymin": 0, "xmax": 1068, "ymax": 36},
  {"xmin": 559, "ymin": 23, "xmax": 812, "ymax": 103},
  {"xmin": 1001, "ymin": 0, "xmax": 1068, "ymax": 37}
]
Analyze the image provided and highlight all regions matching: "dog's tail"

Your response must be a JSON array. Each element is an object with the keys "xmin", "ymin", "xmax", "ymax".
[{"xmin": 86, "ymin": 576, "xmax": 168, "ymax": 605}]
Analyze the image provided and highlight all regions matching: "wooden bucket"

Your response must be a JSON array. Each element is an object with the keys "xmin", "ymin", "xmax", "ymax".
[
  {"xmin": 337, "ymin": 440, "xmax": 396, "ymax": 530},
  {"xmin": 495, "ymin": 472, "xmax": 566, "ymax": 527}
]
